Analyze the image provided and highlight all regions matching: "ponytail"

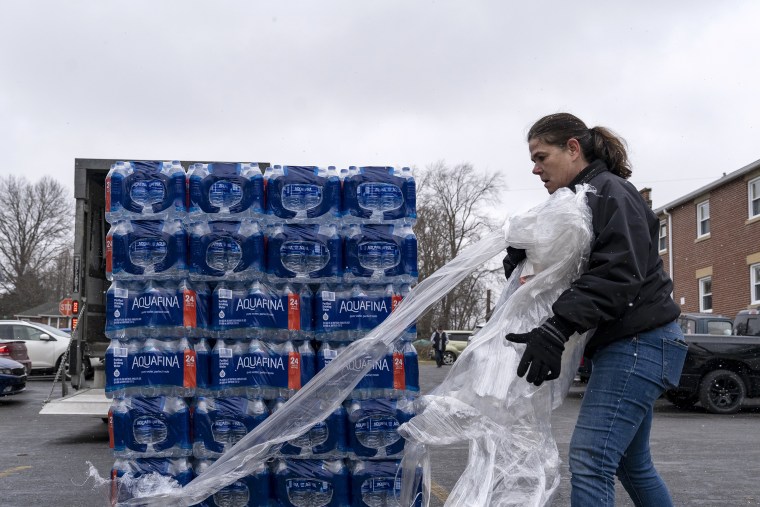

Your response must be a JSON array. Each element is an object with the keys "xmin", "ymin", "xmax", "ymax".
[{"xmin": 528, "ymin": 113, "xmax": 632, "ymax": 179}]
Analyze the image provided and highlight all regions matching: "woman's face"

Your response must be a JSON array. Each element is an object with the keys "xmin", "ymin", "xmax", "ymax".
[{"xmin": 528, "ymin": 137, "xmax": 583, "ymax": 194}]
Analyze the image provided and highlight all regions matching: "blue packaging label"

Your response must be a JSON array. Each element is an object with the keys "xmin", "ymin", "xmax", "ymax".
[
  {"xmin": 129, "ymin": 238, "xmax": 167, "ymax": 267},
  {"xmin": 240, "ymin": 350, "xmax": 289, "ymax": 389},
  {"xmin": 211, "ymin": 347, "xmax": 248, "ymax": 389},
  {"xmin": 239, "ymin": 294, "xmax": 287, "ymax": 329},
  {"xmin": 316, "ymin": 292, "xmax": 391, "ymax": 333},
  {"xmin": 351, "ymin": 354, "xmax": 394, "ymax": 390},
  {"xmin": 130, "ymin": 350, "xmax": 185, "ymax": 388},
  {"xmin": 106, "ymin": 345, "xmax": 137, "ymax": 391},
  {"xmin": 213, "ymin": 289, "xmax": 248, "ymax": 329}
]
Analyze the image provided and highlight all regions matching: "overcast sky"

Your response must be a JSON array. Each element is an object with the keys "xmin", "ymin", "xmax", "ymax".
[{"xmin": 1, "ymin": 1, "xmax": 759, "ymax": 218}]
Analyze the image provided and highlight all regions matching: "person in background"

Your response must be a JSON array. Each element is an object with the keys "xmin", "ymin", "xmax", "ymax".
[
  {"xmin": 502, "ymin": 113, "xmax": 688, "ymax": 507},
  {"xmin": 430, "ymin": 326, "xmax": 448, "ymax": 368}
]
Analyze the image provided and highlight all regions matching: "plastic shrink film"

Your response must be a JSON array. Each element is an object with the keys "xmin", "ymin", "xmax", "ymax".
[
  {"xmin": 398, "ymin": 186, "xmax": 593, "ymax": 507},
  {"xmin": 116, "ymin": 186, "xmax": 592, "ymax": 507}
]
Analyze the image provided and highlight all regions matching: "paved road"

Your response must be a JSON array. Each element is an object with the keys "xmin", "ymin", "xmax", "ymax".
[{"xmin": 1, "ymin": 367, "xmax": 759, "ymax": 506}]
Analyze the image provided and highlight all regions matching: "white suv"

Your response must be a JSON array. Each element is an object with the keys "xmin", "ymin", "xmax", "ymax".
[{"xmin": 0, "ymin": 321, "xmax": 71, "ymax": 374}]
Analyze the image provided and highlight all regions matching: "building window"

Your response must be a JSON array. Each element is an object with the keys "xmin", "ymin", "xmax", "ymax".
[
  {"xmin": 658, "ymin": 220, "xmax": 667, "ymax": 252},
  {"xmin": 750, "ymin": 177, "xmax": 760, "ymax": 219},
  {"xmin": 699, "ymin": 276, "xmax": 713, "ymax": 312},
  {"xmin": 697, "ymin": 200, "xmax": 710, "ymax": 237},
  {"xmin": 752, "ymin": 264, "xmax": 760, "ymax": 305}
]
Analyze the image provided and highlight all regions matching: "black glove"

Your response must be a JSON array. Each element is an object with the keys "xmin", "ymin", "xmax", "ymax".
[
  {"xmin": 505, "ymin": 315, "xmax": 575, "ymax": 386},
  {"xmin": 502, "ymin": 247, "xmax": 527, "ymax": 280}
]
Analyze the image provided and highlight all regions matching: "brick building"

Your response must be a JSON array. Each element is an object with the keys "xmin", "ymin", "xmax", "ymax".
[{"xmin": 653, "ymin": 158, "xmax": 760, "ymax": 319}]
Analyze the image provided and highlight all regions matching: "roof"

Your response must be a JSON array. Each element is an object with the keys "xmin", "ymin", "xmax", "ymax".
[
  {"xmin": 654, "ymin": 157, "xmax": 760, "ymax": 214},
  {"xmin": 14, "ymin": 302, "xmax": 62, "ymax": 318}
]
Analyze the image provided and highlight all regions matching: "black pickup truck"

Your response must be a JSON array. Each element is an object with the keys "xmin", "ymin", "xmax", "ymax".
[{"xmin": 664, "ymin": 313, "xmax": 760, "ymax": 414}]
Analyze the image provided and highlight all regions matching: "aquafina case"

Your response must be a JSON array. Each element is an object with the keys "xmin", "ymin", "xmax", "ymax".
[
  {"xmin": 192, "ymin": 396, "xmax": 269, "ymax": 458},
  {"xmin": 105, "ymin": 279, "xmax": 210, "ymax": 339},
  {"xmin": 344, "ymin": 224, "xmax": 417, "ymax": 284},
  {"xmin": 211, "ymin": 281, "xmax": 313, "ymax": 341},
  {"xmin": 108, "ymin": 396, "xmax": 191, "ymax": 458},
  {"xmin": 106, "ymin": 219, "xmax": 187, "ymax": 281},
  {"xmin": 266, "ymin": 165, "xmax": 342, "ymax": 222},
  {"xmin": 187, "ymin": 162, "xmax": 264, "ymax": 220},
  {"xmin": 266, "ymin": 224, "xmax": 342, "ymax": 283},
  {"xmin": 343, "ymin": 166, "xmax": 416, "ymax": 224},
  {"xmin": 346, "ymin": 397, "xmax": 415, "ymax": 459},
  {"xmin": 272, "ymin": 397, "xmax": 348, "ymax": 459},
  {"xmin": 188, "ymin": 220, "xmax": 264, "ymax": 281},
  {"xmin": 105, "ymin": 161, "xmax": 186, "ymax": 223},
  {"xmin": 110, "ymin": 457, "xmax": 193, "ymax": 505},
  {"xmin": 105, "ymin": 337, "xmax": 197, "ymax": 398}
]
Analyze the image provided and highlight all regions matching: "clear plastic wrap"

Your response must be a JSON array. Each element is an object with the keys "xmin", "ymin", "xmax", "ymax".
[
  {"xmin": 109, "ymin": 186, "xmax": 592, "ymax": 506},
  {"xmin": 397, "ymin": 185, "xmax": 593, "ymax": 507}
]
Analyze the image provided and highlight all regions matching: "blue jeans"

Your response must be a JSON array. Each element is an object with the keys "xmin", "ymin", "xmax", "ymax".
[{"xmin": 569, "ymin": 321, "xmax": 688, "ymax": 507}]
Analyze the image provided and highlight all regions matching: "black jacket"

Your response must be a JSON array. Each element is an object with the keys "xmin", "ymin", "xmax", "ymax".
[{"xmin": 552, "ymin": 160, "xmax": 680, "ymax": 357}]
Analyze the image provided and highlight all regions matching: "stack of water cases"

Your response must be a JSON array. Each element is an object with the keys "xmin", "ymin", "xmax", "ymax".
[
  {"xmin": 268, "ymin": 165, "xmax": 421, "ymax": 507},
  {"xmin": 104, "ymin": 161, "xmax": 421, "ymax": 506},
  {"xmin": 105, "ymin": 161, "xmax": 198, "ymax": 505}
]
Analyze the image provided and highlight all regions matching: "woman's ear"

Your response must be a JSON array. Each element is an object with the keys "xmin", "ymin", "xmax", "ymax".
[{"xmin": 566, "ymin": 138, "xmax": 581, "ymax": 159}]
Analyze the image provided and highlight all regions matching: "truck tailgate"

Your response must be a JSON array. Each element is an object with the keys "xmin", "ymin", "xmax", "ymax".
[{"xmin": 39, "ymin": 388, "xmax": 110, "ymax": 417}]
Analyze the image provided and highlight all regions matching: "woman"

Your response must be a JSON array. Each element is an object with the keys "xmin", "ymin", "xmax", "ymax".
[{"xmin": 503, "ymin": 113, "xmax": 688, "ymax": 506}]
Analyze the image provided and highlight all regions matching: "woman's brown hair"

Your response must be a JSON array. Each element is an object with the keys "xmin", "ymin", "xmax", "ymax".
[{"xmin": 527, "ymin": 113, "xmax": 632, "ymax": 180}]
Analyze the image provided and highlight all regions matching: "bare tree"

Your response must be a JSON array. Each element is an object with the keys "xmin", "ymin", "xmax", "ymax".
[
  {"xmin": 0, "ymin": 176, "xmax": 72, "ymax": 306},
  {"xmin": 414, "ymin": 161, "xmax": 504, "ymax": 337}
]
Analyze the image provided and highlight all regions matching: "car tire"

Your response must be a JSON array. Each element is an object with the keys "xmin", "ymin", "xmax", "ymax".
[
  {"xmin": 442, "ymin": 351, "xmax": 456, "ymax": 365},
  {"xmin": 55, "ymin": 355, "xmax": 71, "ymax": 381},
  {"xmin": 664, "ymin": 390, "xmax": 698, "ymax": 410},
  {"xmin": 699, "ymin": 369, "xmax": 745, "ymax": 414}
]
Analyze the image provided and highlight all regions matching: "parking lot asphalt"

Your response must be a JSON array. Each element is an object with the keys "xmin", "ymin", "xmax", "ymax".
[{"xmin": 1, "ymin": 367, "xmax": 759, "ymax": 506}]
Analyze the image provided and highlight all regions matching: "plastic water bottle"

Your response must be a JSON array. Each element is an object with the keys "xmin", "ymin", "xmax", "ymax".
[
  {"xmin": 277, "ymin": 341, "xmax": 300, "ymax": 399},
  {"xmin": 105, "ymin": 337, "xmax": 130, "ymax": 398},
  {"xmin": 210, "ymin": 339, "xmax": 245, "ymax": 397},
  {"xmin": 315, "ymin": 284, "xmax": 350, "ymax": 343},
  {"xmin": 105, "ymin": 161, "xmax": 128, "ymax": 221},
  {"xmin": 403, "ymin": 341, "xmax": 419, "ymax": 397},
  {"xmin": 246, "ymin": 338, "xmax": 267, "ymax": 399},
  {"xmin": 298, "ymin": 340, "xmax": 316, "ymax": 387},
  {"xmin": 299, "ymin": 284, "xmax": 314, "ymax": 339},
  {"xmin": 108, "ymin": 397, "xmax": 129, "ymax": 453}
]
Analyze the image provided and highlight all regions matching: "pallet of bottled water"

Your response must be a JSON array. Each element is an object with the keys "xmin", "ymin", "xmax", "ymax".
[{"xmin": 104, "ymin": 160, "xmax": 421, "ymax": 506}]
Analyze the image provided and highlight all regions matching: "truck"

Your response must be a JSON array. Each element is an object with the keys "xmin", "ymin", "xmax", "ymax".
[
  {"xmin": 664, "ymin": 313, "xmax": 760, "ymax": 414},
  {"xmin": 41, "ymin": 158, "xmax": 271, "ymax": 417}
]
